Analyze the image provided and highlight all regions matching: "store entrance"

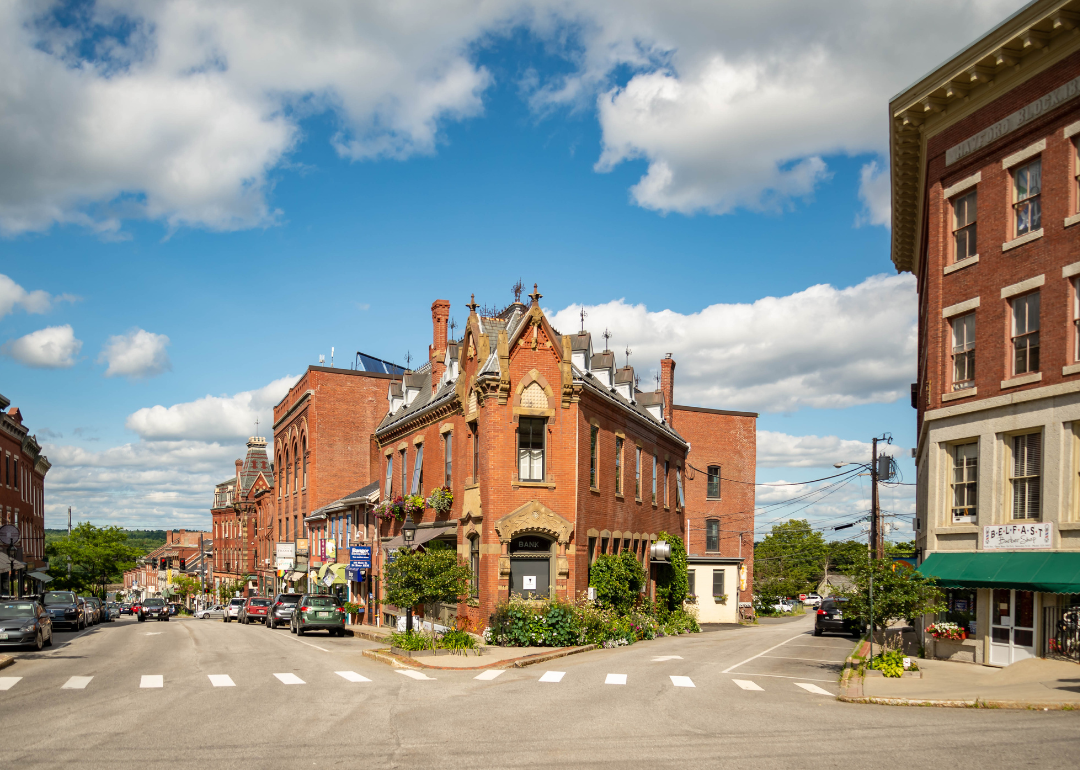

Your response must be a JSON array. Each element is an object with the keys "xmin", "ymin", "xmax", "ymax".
[
  {"xmin": 990, "ymin": 589, "xmax": 1036, "ymax": 665},
  {"xmin": 509, "ymin": 534, "xmax": 553, "ymax": 599}
]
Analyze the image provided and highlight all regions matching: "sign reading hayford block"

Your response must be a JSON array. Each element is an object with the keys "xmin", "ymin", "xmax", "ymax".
[
  {"xmin": 275, "ymin": 542, "xmax": 296, "ymax": 570},
  {"xmin": 983, "ymin": 522, "xmax": 1053, "ymax": 550}
]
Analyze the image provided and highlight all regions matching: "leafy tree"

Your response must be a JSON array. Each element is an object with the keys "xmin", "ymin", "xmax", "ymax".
[
  {"xmin": 839, "ymin": 559, "xmax": 945, "ymax": 631},
  {"xmin": 170, "ymin": 574, "xmax": 202, "ymax": 606},
  {"xmin": 217, "ymin": 580, "xmax": 246, "ymax": 602},
  {"xmin": 46, "ymin": 523, "xmax": 141, "ymax": 597},
  {"xmin": 654, "ymin": 531, "xmax": 689, "ymax": 615},
  {"xmin": 589, "ymin": 551, "xmax": 647, "ymax": 613},
  {"xmin": 825, "ymin": 539, "xmax": 869, "ymax": 576},
  {"xmin": 383, "ymin": 543, "xmax": 472, "ymax": 649},
  {"xmin": 754, "ymin": 519, "xmax": 827, "ymax": 596}
]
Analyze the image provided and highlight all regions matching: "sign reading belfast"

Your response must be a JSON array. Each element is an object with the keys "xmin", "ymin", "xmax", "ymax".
[{"xmin": 982, "ymin": 523, "xmax": 1053, "ymax": 550}]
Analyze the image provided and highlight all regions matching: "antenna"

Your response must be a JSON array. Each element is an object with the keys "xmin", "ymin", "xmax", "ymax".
[
  {"xmin": 654, "ymin": 372, "xmax": 661, "ymax": 390},
  {"xmin": 404, "ymin": 351, "xmax": 412, "ymax": 370},
  {"xmin": 331, "ymin": 347, "xmax": 335, "ymax": 367},
  {"xmin": 579, "ymin": 306, "xmax": 588, "ymax": 332},
  {"xmin": 634, "ymin": 374, "xmax": 640, "ymax": 389},
  {"xmin": 449, "ymin": 317, "xmax": 458, "ymax": 339},
  {"xmin": 602, "ymin": 328, "xmax": 611, "ymax": 352},
  {"xmin": 512, "ymin": 279, "xmax": 524, "ymax": 303},
  {"xmin": 624, "ymin": 346, "xmax": 632, "ymax": 368}
]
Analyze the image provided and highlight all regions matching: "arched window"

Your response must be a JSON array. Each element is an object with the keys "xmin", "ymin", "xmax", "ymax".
[
  {"xmin": 285, "ymin": 448, "xmax": 291, "ymax": 495},
  {"xmin": 277, "ymin": 451, "xmax": 283, "ymax": 496},
  {"xmin": 470, "ymin": 534, "xmax": 480, "ymax": 598},
  {"xmin": 293, "ymin": 442, "xmax": 299, "ymax": 493},
  {"xmin": 302, "ymin": 437, "xmax": 308, "ymax": 488}
]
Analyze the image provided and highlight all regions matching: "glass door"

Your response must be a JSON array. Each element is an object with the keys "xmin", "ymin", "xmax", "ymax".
[{"xmin": 990, "ymin": 589, "xmax": 1036, "ymax": 665}]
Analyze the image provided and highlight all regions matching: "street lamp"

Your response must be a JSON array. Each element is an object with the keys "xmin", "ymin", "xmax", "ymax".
[{"xmin": 402, "ymin": 512, "xmax": 416, "ymax": 544}]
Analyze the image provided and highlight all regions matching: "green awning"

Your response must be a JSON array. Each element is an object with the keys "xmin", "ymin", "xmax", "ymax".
[{"xmin": 919, "ymin": 551, "xmax": 1080, "ymax": 594}]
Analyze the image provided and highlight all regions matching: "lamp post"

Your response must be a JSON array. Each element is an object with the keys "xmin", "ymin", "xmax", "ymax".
[{"xmin": 402, "ymin": 513, "xmax": 416, "ymax": 632}]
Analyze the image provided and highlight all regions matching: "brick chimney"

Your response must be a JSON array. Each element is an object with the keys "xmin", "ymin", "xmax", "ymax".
[
  {"xmin": 430, "ymin": 299, "xmax": 450, "ymax": 391},
  {"xmin": 660, "ymin": 354, "xmax": 675, "ymax": 424}
]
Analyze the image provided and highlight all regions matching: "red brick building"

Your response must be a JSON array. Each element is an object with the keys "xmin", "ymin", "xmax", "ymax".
[
  {"xmin": 369, "ymin": 288, "xmax": 756, "ymax": 631},
  {"xmin": 123, "ymin": 529, "xmax": 210, "ymax": 601},
  {"xmin": 210, "ymin": 437, "xmax": 274, "ymax": 596},
  {"xmin": 891, "ymin": 0, "xmax": 1080, "ymax": 665},
  {"xmin": 0, "ymin": 391, "xmax": 50, "ymax": 596}
]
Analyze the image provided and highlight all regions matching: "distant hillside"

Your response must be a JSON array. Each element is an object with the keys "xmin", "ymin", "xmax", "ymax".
[{"xmin": 45, "ymin": 528, "xmax": 168, "ymax": 556}]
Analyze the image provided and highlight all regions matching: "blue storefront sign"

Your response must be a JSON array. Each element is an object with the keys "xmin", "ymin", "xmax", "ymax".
[{"xmin": 349, "ymin": 546, "xmax": 371, "ymax": 569}]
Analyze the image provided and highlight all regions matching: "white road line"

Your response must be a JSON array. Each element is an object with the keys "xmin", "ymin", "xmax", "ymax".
[
  {"xmin": 652, "ymin": 656, "xmax": 683, "ymax": 662},
  {"xmin": 538, "ymin": 671, "xmax": 565, "ymax": 683},
  {"xmin": 761, "ymin": 655, "xmax": 849, "ymax": 664},
  {"xmin": 396, "ymin": 670, "xmax": 435, "ymax": 681},
  {"xmin": 0, "ymin": 677, "xmax": 21, "ymax": 690},
  {"xmin": 274, "ymin": 673, "xmax": 305, "ymax": 685},
  {"xmin": 474, "ymin": 669, "xmax": 505, "ymax": 681},
  {"xmin": 795, "ymin": 682, "xmax": 835, "ymax": 696},
  {"xmin": 208, "ymin": 675, "xmax": 235, "ymax": 687},
  {"xmin": 721, "ymin": 633, "xmax": 806, "ymax": 674},
  {"xmin": 605, "ymin": 673, "xmax": 627, "ymax": 685},
  {"xmin": 336, "ymin": 671, "xmax": 371, "ymax": 683},
  {"xmin": 732, "ymin": 679, "xmax": 764, "ymax": 691},
  {"xmin": 670, "ymin": 676, "xmax": 695, "ymax": 688},
  {"xmin": 727, "ymin": 672, "xmax": 836, "ymax": 683},
  {"xmin": 140, "ymin": 675, "xmax": 163, "ymax": 688},
  {"xmin": 283, "ymin": 635, "xmax": 330, "ymax": 653},
  {"xmin": 61, "ymin": 676, "xmax": 93, "ymax": 689}
]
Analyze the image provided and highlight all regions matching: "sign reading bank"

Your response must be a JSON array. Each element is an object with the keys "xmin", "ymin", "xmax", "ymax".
[{"xmin": 983, "ymin": 523, "xmax": 1053, "ymax": 550}]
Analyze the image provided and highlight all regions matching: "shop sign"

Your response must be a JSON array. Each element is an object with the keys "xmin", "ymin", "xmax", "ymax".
[
  {"xmin": 983, "ymin": 522, "xmax": 1053, "ymax": 550},
  {"xmin": 510, "ymin": 536, "xmax": 550, "ymax": 553},
  {"xmin": 326, "ymin": 539, "xmax": 336, "ymax": 560},
  {"xmin": 319, "ymin": 539, "xmax": 326, "ymax": 559},
  {"xmin": 296, "ymin": 539, "xmax": 310, "ymax": 557},
  {"xmin": 275, "ymin": 543, "xmax": 296, "ymax": 570},
  {"xmin": 350, "ymin": 546, "xmax": 371, "ymax": 569}
]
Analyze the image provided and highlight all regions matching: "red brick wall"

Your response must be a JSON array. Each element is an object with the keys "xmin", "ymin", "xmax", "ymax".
[
  {"xmin": 1, "ymin": 407, "xmax": 48, "ymax": 569},
  {"xmin": 918, "ymin": 51, "xmax": 1080, "ymax": 423},
  {"xmin": 672, "ymin": 405, "xmax": 757, "ymax": 606}
]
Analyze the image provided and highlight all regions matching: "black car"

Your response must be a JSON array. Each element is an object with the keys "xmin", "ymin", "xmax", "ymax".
[
  {"xmin": 120, "ymin": 603, "xmax": 133, "ymax": 615},
  {"xmin": 43, "ymin": 590, "xmax": 84, "ymax": 630},
  {"xmin": 0, "ymin": 600, "xmax": 53, "ymax": 651},
  {"xmin": 138, "ymin": 598, "xmax": 170, "ymax": 622},
  {"xmin": 265, "ymin": 593, "xmax": 303, "ymax": 629},
  {"xmin": 814, "ymin": 598, "xmax": 863, "ymax": 637}
]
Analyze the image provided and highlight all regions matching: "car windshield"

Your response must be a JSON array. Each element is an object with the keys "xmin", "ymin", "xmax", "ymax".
[
  {"xmin": 143, "ymin": 599, "xmax": 165, "ymax": 607},
  {"xmin": 306, "ymin": 596, "xmax": 336, "ymax": 608},
  {"xmin": 276, "ymin": 595, "xmax": 302, "ymax": 604},
  {"xmin": 248, "ymin": 599, "xmax": 271, "ymax": 607},
  {"xmin": 44, "ymin": 591, "xmax": 76, "ymax": 605},
  {"xmin": 230, "ymin": 599, "xmax": 245, "ymax": 605},
  {"xmin": 0, "ymin": 602, "xmax": 36, "ymax": 619}
]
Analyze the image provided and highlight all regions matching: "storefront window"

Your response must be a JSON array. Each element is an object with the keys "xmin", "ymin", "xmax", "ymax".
[{"xmin": 943, "ymin": 588, "xmax": 977, "ymax": 636}]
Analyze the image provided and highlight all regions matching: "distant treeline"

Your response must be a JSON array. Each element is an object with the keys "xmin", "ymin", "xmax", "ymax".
[{"xmin": 45, "ymin": 528, "xmax": 167, "ymax": 556}]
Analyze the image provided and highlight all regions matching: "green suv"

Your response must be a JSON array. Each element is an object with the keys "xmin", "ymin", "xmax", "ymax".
[{"xmin": 290, "ymin": 594, "xmax": 346, "ymax": 637}]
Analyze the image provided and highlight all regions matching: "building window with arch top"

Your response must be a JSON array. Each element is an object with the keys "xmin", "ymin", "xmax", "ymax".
[
  {"xmin": 285, "ymin": 449, "xmax": 291, "ymax": 495},
  {"xmin": 707, "ymin": 465, "xmax": 721, "ymax": 500},
  {"xmin": 706, "ymin": 519, "xmax": 720, "ymax": 553},
  {"xmin": 385, "ymin": 453, "xmax": 394, "ymax": 497},
  {"xmin": 302, "ymin": 438, "xmax": 308, "ymax": 488},
  {"xmin": 518, "ymin": 417, "xmax": 545, "ymax": 482},
  {"xmin": 589, "ymin": 425, "xmax": 599, "ymax": 489},
  {"xmin": 444, "ymin": 432, "xmax": 452, "ymax": 487},
  {"xmin": 293, "ymin": 444, "xmax": 299, "ymax": 494},
  {"xmin": 614, "ymin": 436, "xmax": 623, "ymax": 495},
  {"xmin": 469, "ymin": 534, "xmax": 480, "ymax": 598}
]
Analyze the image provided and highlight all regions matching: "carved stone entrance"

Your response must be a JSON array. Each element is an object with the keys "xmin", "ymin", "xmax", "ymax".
[{"xmin": 494, "ymin": 501, "xmax": 573, "ymax": 598}]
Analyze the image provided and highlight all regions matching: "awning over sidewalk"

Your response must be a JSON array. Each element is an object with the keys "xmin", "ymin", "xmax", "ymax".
[
  {"xmin": 919, "ymin": 551, "xmax": 1080, "ymax": 594},
  {"xmin": 383, "ymin": 524, "xmax": 456, "ymax": 551},
  {"xmin": 28, "ymin": 571, "xmax": 53, "ymax": 583}
]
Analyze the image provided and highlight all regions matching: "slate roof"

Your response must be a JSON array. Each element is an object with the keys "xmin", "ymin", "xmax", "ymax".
[
  {"xmin": 571, "ymin": 331, "xmax": 592, "ymax": 351},
  {"xmin": 343, "ymin": 481, "xmax": 380, "ymax": 501},
  {"xmin": 591, "ymin": 351, "xmax": 614, "ymax": 370},
  {"xmin": 239, "ymin": 439, "xmax": 274, "ymax": 495},
  {"xmin": 574, "ymin": 363, "xmax": 686, "ymax": 446}
]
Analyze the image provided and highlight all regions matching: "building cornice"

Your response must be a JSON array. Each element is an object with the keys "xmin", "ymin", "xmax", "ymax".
[
  {"xmin": 890, "ymin": 0, "xmax": 1080, "ymax": 275},
  {"xmin": 272, "ymin": 390, "xmax": 313, "ymax": 430}
]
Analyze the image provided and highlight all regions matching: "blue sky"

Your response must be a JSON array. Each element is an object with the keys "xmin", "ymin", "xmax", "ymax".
[{"xmin": 0, "ymin": 0, "xmax": 1023, "ymax": 537}]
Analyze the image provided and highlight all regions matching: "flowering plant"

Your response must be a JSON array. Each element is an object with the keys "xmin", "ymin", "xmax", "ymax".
[
  {"xmin": 403, "ymin": 494, "xmax": 426, "ymax": 515},
  {"xmin": 374, "ymin": 496, "xmax": 407, "ymax": 521},
  {"xmin": 925, "ymin": 621, "xmax": 965, "ymax": 640},
  {"xmin": 427, "ymin": 486, "xmax": 453, "ymax": 514}
]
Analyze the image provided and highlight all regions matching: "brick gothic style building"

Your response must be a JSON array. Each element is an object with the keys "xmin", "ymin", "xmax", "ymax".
[
  {"xmin": 369, "ymin": 288, "xmax": 757, "ymax": 630},
  {"xmin": 891, "ymin": 0, "xmax": 1080, "ymax": 665},
  {"xmin": 0, "ymin": 391, "xmax": 50, "ymax": 596},
  {"xmin": 211, "ymin": 437, "xmax": 274, "ymax": 596}
]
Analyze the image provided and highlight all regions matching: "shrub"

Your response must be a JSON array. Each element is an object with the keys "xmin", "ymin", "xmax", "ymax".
[
  {"xmin": 438, "ymin": 628, "xmax": 479, "ymax": 651},
  {"xmin": 390, "ymin": 629, "xmax": 429, "ymax": 651},
  {"xmin": 654, "ymin": 531, "xmax": 689, "ymax": 614},
  {"xmin": 589, "ymin": 551, "xmax": 647, "ymax": 613}
]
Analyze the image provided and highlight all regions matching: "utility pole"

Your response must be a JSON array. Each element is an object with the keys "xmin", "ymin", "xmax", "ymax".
[
  {"xmin": 67, "ymin": 506, "xmax": 72, "ymax": 579},
  {"xmin": 870, "ymin": 438, "xmax": 881, "ymax": 561}
]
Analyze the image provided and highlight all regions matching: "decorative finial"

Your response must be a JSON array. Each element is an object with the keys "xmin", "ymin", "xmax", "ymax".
[
  {"xmin": 466, "ymin": 294, "xmax": 479, "ymax": 313},
  {"xmin": 579, "ymin": 306, "xmax": 588, "ymax": 332},
  {"xmin": 529, "ymin": 283, "xmax": 542, "ymax": 304},
  {"xmin": 625, "ymin": 345, "xmax": 632, "ymax": 367},
  {"xmin": 449, "ymin": 317, "xmax": 458, "ymax": 338},
  {"xmin": 404, "ymin": 351, "xmax": 412, "ymax": 370},
  {"xmin": 512, "ymin": 279, "xmax": 524, "ymax": 303},
  {"xmin": 602, "ymin": 328, "xmax": 612, "ymax": 352},
  {"xmin": 254, "ymin": 417, "xmax": 260, "ymax": 436},
  {"xmin": 654, "ymin": 372, "xmax": 661, "ymax": 390}
]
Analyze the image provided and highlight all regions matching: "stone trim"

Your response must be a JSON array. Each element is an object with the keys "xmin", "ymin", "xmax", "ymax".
[
  {"xmin": 397, "ymin": 441, "xmax": 408, "ymax": 451},
  {"xmin": 944, "ymin": 255, "xmax": 979, "ymax": 275},
  {"xmin": 1065, "ymin": 213, "xmax": 1080, "ymax": 229},
  {"xmin": 1063, "ymin": 363, "xmax": 1080, "ymax": 377},
  {"xmin": 413, "ymin": 435, "xmax": 424, "ymax": 445},
  {"xmin": 1063, "ymin": 261, "xmax": 1080, "ymax": 279},
  {"xmin": 439, "ymin": 423, "xmax": 453, "ymax": 434},
  {"xmin": 924, "ymin": 377, "xmax": 1080, "ymax": 423},
  {"xmin": 1002, "ymin": 229, "xmax": 1044, "ymax": 252},
  {"xmin": 1066, "ymin": 120, "xmax": 1080, "ymax": 139},
  {"xmin": 1000, "ymin": 274, "xmax": 1045, "ymax": 299},
  {"xmin": 1002, "ymin": 138, "xmax": 1046, "ymax": 169},
  {"xmin": 1001, "ymin": 372, "xmax": 1042, "ymax": 389},
  {"xmin": 942, "ymin": 296, "xmax": 980, "ymax": 318},
  {"xmin": 943, "ymin": 171, "xmax": 981, "ymax": 199},
  {"xmin": 494, "ymin": 500, "xmax": 573, "ymax": 545},
  {"xmin": 942, "ymin": 388, "xmax": 977, "ymax": 402}
]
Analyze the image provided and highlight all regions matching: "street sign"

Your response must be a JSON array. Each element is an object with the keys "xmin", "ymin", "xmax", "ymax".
[
  {"xmin": 349, "ymin": 546, "xmax": 371, "ymax": 569},
  {"xmin": 0, "ymin": 524, "xmax": 19, "ymax": 546}
]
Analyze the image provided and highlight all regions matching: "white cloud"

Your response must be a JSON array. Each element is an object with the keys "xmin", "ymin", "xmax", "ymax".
[
  {"xmin": 125, "ymin": 374, "xmax": 297, "ymax": 442},
  {"xmin": 857, "ymin": 160, "xmax": 891, "ymax": 228},
  {"xmin": 548, "ymin": 273, "xmax": 917, "ymax": 413},
  {"xmin": 758, "ymin": 431, "xmax": 905, "ymax": 469},
  {"xmin": 0, "ymin": 273, "xmax": 76, "ymax": 318},
  {"xmin": 99, "ymin": 328, "xmax": 171, "ymax": 379},
  {"xmin": 1, "ymin": 324, "xmax": 82, "ymax": 368}
]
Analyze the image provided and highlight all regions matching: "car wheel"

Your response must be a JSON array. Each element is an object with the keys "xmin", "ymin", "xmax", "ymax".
[
  {"xmin": 32, "ymin": 630, "xmax": 43, "ymax": 651},
  {"xmin": 44, "ymin": 629, "xmax": 53, "ymax": 647},
  {"xmin": 813, "ymin": 627, "xmax": 823, "ymax": 637},
  {"xmin": 296, "ymin": 625, "xmax": 304, "ymax": 636},
  {"xmin": 290, "ymin": 622, "xmax": 296, "ymax": 634},
  {"xmin": 138, "ymin": 616, "xmax": 145, "ymax": 622}
]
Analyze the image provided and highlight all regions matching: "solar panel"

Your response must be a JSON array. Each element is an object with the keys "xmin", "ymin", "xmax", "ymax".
[{"xmin": 357, "ymin": 352, "xmax": 405, "ymax": 375}]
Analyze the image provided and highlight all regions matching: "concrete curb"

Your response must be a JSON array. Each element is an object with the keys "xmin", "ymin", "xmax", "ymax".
[
  {"xmin": 344, "ymin": 628, "xmax": 393, "ymax": 644},
  {"xmin": 836, "ymin": 695, "xmax": 1079, "ymax": 710},
  {"xmin": 0, "ymin": 654, "xmax": 14, "ymax": 671},
  {"xmin": 361, "ymin": 644, "xmax": 598, "ymax": 671}
]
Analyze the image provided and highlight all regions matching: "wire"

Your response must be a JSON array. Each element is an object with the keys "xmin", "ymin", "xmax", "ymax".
[{"xmin": 686, "ymin": 462, "xmax": 868, "ymax": 487}]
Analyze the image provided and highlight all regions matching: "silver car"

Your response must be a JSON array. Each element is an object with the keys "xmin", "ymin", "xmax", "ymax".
[
  {"xmin": 222, "ymin": 597, "xmax": 246, "ymax": 622},
  {"xmin": 196, "ymin": 604, "xmax": 225, "ymax": 619}
]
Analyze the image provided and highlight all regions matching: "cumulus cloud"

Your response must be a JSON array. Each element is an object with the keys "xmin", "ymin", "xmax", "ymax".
[
  {"xmin": 125, "ymin": 374, "xmax": 297, "ymax": 442},
  {"xmin": 0, "ymin": 1, "xmax": 1020, "ymax": 234},
  {"xmin": 1, "ymin": 324, "xmax": 82, "ymax": 368},
  {"xmin": 548, "ymin": 273, "xmax": 916, "ymax": 413},
  {"xmin": 0, "ymin": 273, "xmax": 77, "ymax": 318},
  {"xmin": 857, "ymin": 160, "xmax": 891, "ymax": 228},
  {"xmin": 98, "ymin": 328, "xmax": 171, "ymax": 379},
  {"xmin": 758, "ymin": 430, "xmax": 905, "ymax": 469}
]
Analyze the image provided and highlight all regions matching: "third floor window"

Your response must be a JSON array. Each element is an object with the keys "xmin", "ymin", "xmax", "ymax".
[
  {"xmin": 707, "ymin": 465, "xmax": 721, "ymax": 500},
  {"xmin": 1014, "ymin": 159, "xmax": 1041, "ymax": 236},
  {"xmin": 1011, "ymin": 292, "xmax": 1040, "ymax": 376},
  {"xmin": 518, "ymin": 417, "xmax": 545, "ymax": 482},
  {"xmin": 952, "ymin": 189, "xmax": 977, "ymax": 261},
  {"xmin": 951, "ymin": 312, "xmax": 975, "ymax": 390}
]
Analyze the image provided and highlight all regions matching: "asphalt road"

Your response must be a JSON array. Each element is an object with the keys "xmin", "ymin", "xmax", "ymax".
[{"xmin": 1, "ymin": 613, "xmax": 1077, "ymax": 768}]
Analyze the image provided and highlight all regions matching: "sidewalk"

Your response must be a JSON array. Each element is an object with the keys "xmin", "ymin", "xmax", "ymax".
[{"xmin": 842, "ymin": 656, "xmax": 1080, "ymax": 709}]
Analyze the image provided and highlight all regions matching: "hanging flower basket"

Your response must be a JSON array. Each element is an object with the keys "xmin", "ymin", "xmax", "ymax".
[
  {"xmin": 427, "ymin": 486, "xmax": 453, "ymax": 515},
  {"xmin": 374, "ymin": 496, "xmax": 407, "ymax": 522},
  {"xmin": 403, "ymin": 494, "xmax": 426, "ymax": 516}
]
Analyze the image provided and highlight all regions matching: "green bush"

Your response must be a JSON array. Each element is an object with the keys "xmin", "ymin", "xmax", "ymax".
[
  {"xmin": 389, "ymin": 629, "xmax": 429, "ymax": 651},
  {"xmin": 654, "ymin": 531, "xmax": 689, "ymax": 614},
  {"xmin": 871, "ymin": 649, "xmax": 910, "ymax": 678},
  {"xmin": 589, "ymin": 551, "xmax": 647, "ymax": 613},
  {"xmin": 438, "ymin": 628, "xmax": 479, "ymax": 651}
]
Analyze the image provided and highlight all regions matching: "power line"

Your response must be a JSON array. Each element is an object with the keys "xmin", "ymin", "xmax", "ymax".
[{"xmin": 686, "ymin": 462, "xmax": 868, "ymax": 487}]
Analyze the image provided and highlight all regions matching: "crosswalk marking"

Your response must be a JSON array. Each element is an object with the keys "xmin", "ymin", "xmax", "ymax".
[
  {"xmin": 140, "ymin": 675, "xmax": 163, "ymax": 688},
  {"xmin": 208, "ymin": 675, "xmax": 235, "ymax": 687},
  {"xmin": 336, "ymin": 671, "xmax": 371, "ymax": 683},
  {"xmin": 670, "ymin": 676, "xmax": 695, "ymax": 688},
  {"xmin": 538, "ymin": 671, "xmax": 565, "ymax": 683},
  {"xmin": 474, "ymin": 669, "xmax": 504, "ymax": 681},
  {"xmin": 732, "ymin": 679, "xmax": 763, "ymax": 691},
  {"xmin": 274, "ymin": 673, "xmax": 305, "ymax": 685},
  {"xmin": 61, "ymin": 676, "xmax": 93, "ymax": 690},
  {"xmin": 396, "ymin": 670, "xmax": 435, "ymax": 681},
  {"xmin": 795, "ymin": 682, "xmax": 833, "ymax": 696},
  {"xmin": 0, "ymin": 677, "xmax": 21, "ymax": 691},
  {"xmin": 605, "ymin": 673, "xmax": 627, "ymax": 685},
  {"xmin": 652, "ymin": 656, "xmax": 683, "ymax": 662}
]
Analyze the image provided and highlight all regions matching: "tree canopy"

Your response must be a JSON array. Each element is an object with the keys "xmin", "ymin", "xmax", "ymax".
[
  {"xmin": 45, "ymin": 522, "xmax": 142, "ymax": 597},
  {"xmin": 383, "ymin": 543, "xmax": 472, "ymax": 647},
  {"xmin": 838, "ymin": 560, "xmax": 945, "ymax": 630}
]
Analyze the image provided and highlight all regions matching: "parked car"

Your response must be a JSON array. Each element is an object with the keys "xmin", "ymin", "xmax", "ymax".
[
  {"xmin": 770, "ymin": 600, "xmax": 795, "ymax": 614},
  {"xmin": 0, "ymin": 599, "xmax": 53, "ymax": 650},
  {"xmin": 195, "ymin": 604, "xmax": 225, "ymax": 619},
  {"xmin": 222, "ymin": 597, "xmax": 246, "ymax": 622},
  {"xmin": 106, "ymin": 603, "xmax": 120, "ymax": 620},
  {"xmin": 131, "ymin": 602, "xmax": 142, "ymax": 617},
  {"xmin": 167, "ymin": 603, "xmax": 181, "ymax": 616},
  {"xmin": 266, "ymin": 593, "xmax": 303, "ymax": 630},
  {"xmin": 802, "ymin": 594, "xmax": 823, "ymax": 607},
  {"xmin": 83, "ymin": 597, "xmax": 102, "ymax": 626},
  {"xmin": 120, "ymin": 603, "xmax": 133, "ymax": 615},
  {"xmin": 137, "ymin": 597, "xmax": 170, "ymax": 622},
  {"xmin": 814, "ymin": 598, "xmax": 863, "ymax": 637},
  {"xmin": 43, "ymin": 590, "xmax": 83, "ymax": 630},
  {"xmin": 290, "ymin": 594, "xmax": 346, "ymax": 637},
  {"xmin": 95, "ymin": 599, "xmax": 114, "ymax": 622},
  {"xmin": 239, "ymin": 597, "xmax": 272, "ymax": 624}
]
